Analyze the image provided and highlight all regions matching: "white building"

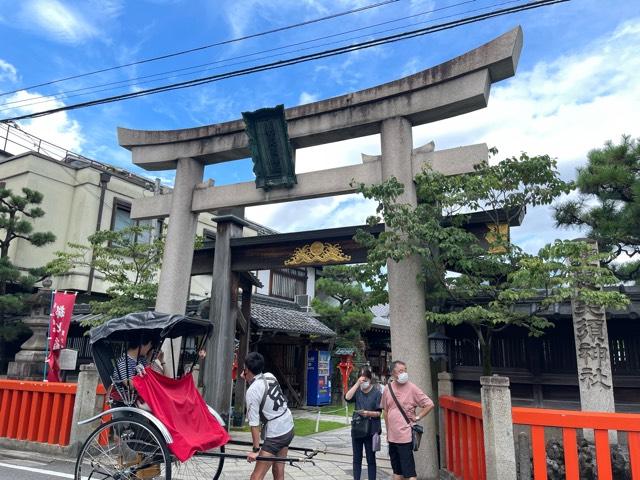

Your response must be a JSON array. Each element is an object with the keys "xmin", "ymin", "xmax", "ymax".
[{"xmin": 0, "ymin": 124, "xmax": 316, "ymax": 303}]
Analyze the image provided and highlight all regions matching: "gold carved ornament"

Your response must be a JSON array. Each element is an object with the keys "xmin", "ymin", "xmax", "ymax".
[
  {"xmin": 485, "ymin": 223, "xmax": 510, "ymax": 254},
  {"xmin": 284, "ymin": 241, "xmax": 352, "ymax": 266}
]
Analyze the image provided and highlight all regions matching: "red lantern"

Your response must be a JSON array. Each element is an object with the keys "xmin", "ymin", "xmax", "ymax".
[
  {"xmin": 337, "ymin": 354, "xmax": 354, "ymax": 395},
  {"xmin": 231, "ymin": 351, "xmax": 238, "ymax": 380}
]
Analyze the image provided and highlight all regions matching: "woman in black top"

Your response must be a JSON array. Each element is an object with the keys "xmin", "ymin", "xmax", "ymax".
[{"xmin": 345, "ymin": 367, "xmax": 382, "ymax": 480}]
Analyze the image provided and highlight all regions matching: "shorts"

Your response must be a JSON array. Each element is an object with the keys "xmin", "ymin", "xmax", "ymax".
[
  {"xmin": 388, "ymin": 441, "xmax": 416, "ymax": 478},
  {"xmin": 261, "ymin": 428, "xmax": 295, "ymax": 455}
]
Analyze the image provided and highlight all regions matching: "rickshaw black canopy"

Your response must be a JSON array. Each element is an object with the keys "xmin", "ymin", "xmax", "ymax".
[
  {"xmin": 89, "ymin": 311, "xmax": 212, "ymax": 344},
  {"xmin": 89, "ymin": 311, "xmax": 212, "ymax": 390}
]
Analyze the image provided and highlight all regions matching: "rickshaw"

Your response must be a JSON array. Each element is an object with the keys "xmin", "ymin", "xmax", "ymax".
[{"xmin": 74, "ymin": 311, "xmax": 319, "ymax": 480}]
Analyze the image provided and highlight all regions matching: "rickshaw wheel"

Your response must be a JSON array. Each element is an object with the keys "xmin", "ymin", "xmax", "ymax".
[
  {"xmin": 75, "ymin": 417, "xmax": 171, "ymax": 479},
  {"xmin": 172, "ymin": 446, "xmax": 225, "ymax": 480}
]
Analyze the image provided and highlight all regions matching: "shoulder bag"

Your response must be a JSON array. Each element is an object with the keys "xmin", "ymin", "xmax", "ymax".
[
  {"xmin": 351, "ymin": 412, "xmax": 372, "ymax": 438},
  {"xmin": 388, "ymin": 383, "xmax": 423, "ymax": 451},
  {"xmin": 351, "ymin": 391, "xmax": 372, "ymax": 438}
]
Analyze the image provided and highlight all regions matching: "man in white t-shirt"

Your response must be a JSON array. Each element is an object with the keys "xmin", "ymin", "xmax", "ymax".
[{"xmin": 244, "ymin": 352, "xmax": 295, "ymax": 480}]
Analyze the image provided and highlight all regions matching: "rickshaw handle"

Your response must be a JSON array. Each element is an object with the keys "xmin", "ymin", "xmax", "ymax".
[{"xmin": 199, "ymin": 451, "xmax": 314, "ymax": 466}]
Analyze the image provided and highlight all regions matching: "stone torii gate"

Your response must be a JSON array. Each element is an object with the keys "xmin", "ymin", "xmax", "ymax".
[{"xmin": 118, "ymin": 27, "xmax": 523, "ymax": 480}]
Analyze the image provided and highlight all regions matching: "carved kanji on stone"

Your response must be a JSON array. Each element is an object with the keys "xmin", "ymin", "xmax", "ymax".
[
  {"xmin": 579, "ymin": 366, "xmax": 611, "ymax": 390},
  {"xmin": 570, "ymin": 242, "xmax": 615, "ymax": 425}
]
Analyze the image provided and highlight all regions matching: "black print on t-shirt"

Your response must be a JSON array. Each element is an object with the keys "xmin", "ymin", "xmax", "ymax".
[{"xmin": 267, "ymin": 381, "xmax": 286, "ymax": 412}]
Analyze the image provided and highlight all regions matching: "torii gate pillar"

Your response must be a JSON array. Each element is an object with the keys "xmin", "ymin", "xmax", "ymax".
[
  {"xmin": 155, "ymin": 157, "xmax": 203, "ymax": 375},
  {"xmin": 381, "ymin": 117, "xmax": 438, "ymax": 479}
]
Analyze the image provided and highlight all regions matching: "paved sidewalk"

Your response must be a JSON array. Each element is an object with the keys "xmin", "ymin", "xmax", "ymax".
[
  {"xmin": 223, "ymin": 411, "xmax": 393, "ymax": 480},
  {"xmin": 0, "ymin": 411, "xmax": 393, "ymax": 479}
]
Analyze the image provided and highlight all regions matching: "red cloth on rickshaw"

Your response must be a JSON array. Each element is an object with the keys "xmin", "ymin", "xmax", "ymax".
[{"xmin": 133, "ymin": 368, "xmax": 230, "ymax": 462}]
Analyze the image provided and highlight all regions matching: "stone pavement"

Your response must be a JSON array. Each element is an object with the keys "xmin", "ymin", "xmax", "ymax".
[
  {"xmin": 220, "ymin": 409, "xmax": 393, "ymax": 479},
  {"xmin": 0, "ymin": 410, "xmax": 395, "ymax": 479}
]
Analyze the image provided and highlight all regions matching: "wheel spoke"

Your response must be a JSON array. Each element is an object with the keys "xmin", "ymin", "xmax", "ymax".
[
  {"xmin": 76, "ymin": 418, "xmax": 170, "ymax": 480},
  {"xmin": 172, "ymin": 448, "xmax": 225, "ymax": 480}
]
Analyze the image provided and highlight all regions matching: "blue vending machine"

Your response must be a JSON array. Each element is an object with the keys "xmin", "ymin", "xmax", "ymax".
[{"xmin": 306, "ymin": 350, "xmax": 332, "ymax": 406}]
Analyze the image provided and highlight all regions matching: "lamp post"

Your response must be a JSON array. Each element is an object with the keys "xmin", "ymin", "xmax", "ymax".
[{"xmin": 428, "ymin": 331, "xmax": 451, "ymax": 370}]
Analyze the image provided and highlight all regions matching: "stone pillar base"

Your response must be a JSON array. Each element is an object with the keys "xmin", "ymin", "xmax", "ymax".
[
  {"xmin": 6, "ymin": 359, "xmax": 45, "ymax": 380},
  {"xmin": 481, "ymin": 375, "xmax": 517, "ymax": 480},
  {"xmin": 7, "ymin": 350, "xmax": 46, "ymax": 380}
]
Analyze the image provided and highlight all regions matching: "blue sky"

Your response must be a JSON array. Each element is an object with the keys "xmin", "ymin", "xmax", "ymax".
[{"xmin": 0, "ymin": 0, "xmax": 639, "ymax": 252}]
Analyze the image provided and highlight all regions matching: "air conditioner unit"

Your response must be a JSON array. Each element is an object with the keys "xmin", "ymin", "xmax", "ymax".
[{"xmin": 294, "ymin": 294, "xmax": 311, "ymax": 311}]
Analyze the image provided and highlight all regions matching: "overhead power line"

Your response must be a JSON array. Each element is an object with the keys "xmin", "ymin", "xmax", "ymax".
[
  {"xmin": 0, "ymin": 0, "xmax": 401, "ymax": 97},
  {"xmin": 1, "ymin": 0, "xmax": 479, "ymax": 112},
  {"xmin": 0, "ymin": 0, "xmax": 569, "ymax": 123}
]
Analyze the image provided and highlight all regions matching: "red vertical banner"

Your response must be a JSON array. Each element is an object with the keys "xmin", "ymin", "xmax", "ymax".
[{"xmin": 46, "ymin": 291, "xmax": 77, "ymax": 382}]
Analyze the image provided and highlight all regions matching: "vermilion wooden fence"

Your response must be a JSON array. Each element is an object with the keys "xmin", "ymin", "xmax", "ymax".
[
  {"xmin": 440, "ymin": 395, "xmax": 486, "ymax": 480},
  {"xmin": 0, "ymin": 379, "xmax": 107, "ymax": 447},
  {"xmin": 0, "ymin": 379, "xmax": 77, "ymax": 445},
  {"xmin": 512, "ymin": 406, "xmax": 640, "ymax": 480},
  {"xmin": 440, "ymin": 394, "xmax": 640, "ymax": 480}
]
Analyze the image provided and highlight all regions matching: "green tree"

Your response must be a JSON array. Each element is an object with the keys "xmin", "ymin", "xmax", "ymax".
[
  {"xmin": 0, "ymin": 186, "xmax": 55, "ymax": 340},
  {"xmin": 357, "ymin": 151, "xmax": 628, "ymax": 375},
  {"xmin": 554, "ymin": 135, "xmax": 640, "ymax": 282},
  {"xmin": 311, "ymin": 265, "xmax": 375, "ymax": 352},
  {"xmin": 47, "ymin": 225, "xmax": 163, "ymax": 324}
]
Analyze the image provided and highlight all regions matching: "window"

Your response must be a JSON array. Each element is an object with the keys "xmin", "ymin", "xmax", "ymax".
[
  {"xmin": 112, "ymin": 199, "xmax": 134, "ymax": 232},
  {"xmin": 270, "ymin": 268, "xmax": 307, "ymax": 300},
  {"xmin": 110, "ymin": 198, "xmax": 162, "ymax": 244}
]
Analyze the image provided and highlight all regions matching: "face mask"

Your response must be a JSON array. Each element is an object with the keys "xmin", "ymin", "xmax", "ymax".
[
  {"xmin": 360, "ymin": 381, "xmax": 371, "ymax": 391},
  {"xmin": 397, "ymin": 372, "xmax": 409, "ymax": 384}
]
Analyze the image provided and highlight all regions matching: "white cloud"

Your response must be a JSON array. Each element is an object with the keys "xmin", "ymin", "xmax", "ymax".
[
  {"xmin": 249, "ymin": 194, "xmax": 377, "ymax": 232},
  {"xmin": 0, "ymin": 59, "xmax": 18, "ymax": 83},
  {"xmin": 7, "ymin": 0, "xmax": 123, "ymax": 44},
  {"xmin": 409, "ymin": 0, "xmax": 436, "ymax": 15},
  {"xmin": 410, "ymin": 17, "xmax": 640, "ymax": 253},
  {"xmin": 254, "ymin": 18, "xmax": 640, "ymax": 252},
  {"xmin": 298, "ymin": 91, "xmax": 319, "ymax": 104},
  {"xmin": 401, "ymin": 57, "xmax": 421, "ymax": 77},
  {"xmin": 413, "ymin": 18, "xmax": 640, "ymax": 160},
  {"xmin": 18, "ymin": 0, "xmax": 98, "ymax": 44},
  {"xmin": 2, "ymin": 90, "xmax": 84, "ymax": 155},
  {"xmin": 222, "ymin": 0, "xmax": 389, "ymax": 40}
]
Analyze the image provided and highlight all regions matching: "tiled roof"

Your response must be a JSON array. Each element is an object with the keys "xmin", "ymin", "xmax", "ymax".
[
  {"xmin": 71, "ymin": 303, "xmax": 106, "ymax": 325},
  {"xmin": 250, "ymin": 294, "xmax": 336, "ymax": 337},
  {"xmin": 72, "ymin": 313, "xmax": 106, "ymax": 325},
  {"xmin": 186, "ymin": 294, "xmax": 336, "ymax": 337},
  {"xmin": 334, "ymin": 347, "xmax": 355, "ymax": 355}
]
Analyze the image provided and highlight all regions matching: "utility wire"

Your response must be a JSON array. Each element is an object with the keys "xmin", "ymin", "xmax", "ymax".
[
  {"xmin": 0, "ymin": 0, "xmax": 401, "ymax": 97},
  {"xmin": 0, "ymin": 0, "xmax": 569, "ymax": 123},
  {"xmin": 1, "ymin": 0, "xmax": 481, "ymax": 112}
]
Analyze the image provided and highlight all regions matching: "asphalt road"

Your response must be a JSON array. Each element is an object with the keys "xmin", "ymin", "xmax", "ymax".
[{"xmin": 0, "ymin": 448, "xmax": 77, "ymax": 479}]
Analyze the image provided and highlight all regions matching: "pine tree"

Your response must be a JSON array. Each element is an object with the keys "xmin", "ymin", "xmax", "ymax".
[
  {"xmin": 554, "ymin": 135, "xmax": 640, "ymax": 282},
  {"xmin": 312, "ymin": 265, "xmax": 374, "ymax": 353},
  {"xmin": 0, "ymin": 186, "xmax": 55, "ymax": 341},
  {"xmin": 356, "ymin": 151, "xmax": 628, "ymax": 375}
]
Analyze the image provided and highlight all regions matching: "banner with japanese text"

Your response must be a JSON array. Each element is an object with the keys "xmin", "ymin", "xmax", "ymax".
[{"xmin": 46, "ymin": 291, "xmax": 77, "ymax": 382}]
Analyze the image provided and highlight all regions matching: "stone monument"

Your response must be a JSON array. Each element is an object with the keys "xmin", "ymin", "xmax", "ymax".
[
  {"xmin": 571, "ymin": 239, "xmax": 616, "ymax": 442},
  {"xmin": 6, "ymin": 280, "xmax": 52, "ymax": 380}
]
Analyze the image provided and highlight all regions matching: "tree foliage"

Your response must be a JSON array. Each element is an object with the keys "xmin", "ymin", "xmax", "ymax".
[
  {"xmin": 554, "ymin": 135, "xmax": 640, "ymax": 282},
  {"xmin": 47, "ymin": 225, "xmax": 163, "ymax": 324},
  {"xmin": 356, "ymin": 151, "xmax": 628, "ymax": 375},
  {"xmin": 311, "ymin": 265, "xmax": 375, "ymax": 352},
  {"xmin": 0, "ymin": 186, "xmax": 55, "ymax": 340}
]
